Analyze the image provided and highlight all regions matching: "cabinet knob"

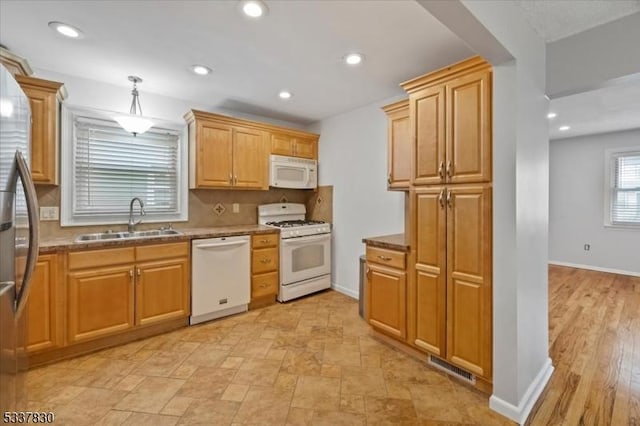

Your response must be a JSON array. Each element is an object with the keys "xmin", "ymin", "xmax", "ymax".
[
  {"xmin": 260, "ymin": 283, "xmax": 269, "ymax": 289},
  {"xmin": 260, "ymin": 239, "xmax": 269, "ymax": 243},
  {"xmin": 260, "ymin": 258, "xmax": 272, "ymax": 264},
  {"xmin": 377, "ymin": 255, "xmax": 392, "ymax": 261}
]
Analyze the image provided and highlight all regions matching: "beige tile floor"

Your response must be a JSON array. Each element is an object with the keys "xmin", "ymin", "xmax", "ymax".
[{"xmin": 25, "ymin": 290, "xmax": 512, "ymax": 425}]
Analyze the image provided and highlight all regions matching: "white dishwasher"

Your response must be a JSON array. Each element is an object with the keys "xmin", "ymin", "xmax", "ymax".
[{"xmin": 190, "ymin": 235, "xmax": 250, "ymax": 325}]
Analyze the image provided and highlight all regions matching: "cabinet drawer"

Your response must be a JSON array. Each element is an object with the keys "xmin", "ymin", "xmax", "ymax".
[
  {"xmin": 68, "ymin": 247, "xmax": 135, "ymax": 270},
  {"xmin": 136, "ymin": 242, "xmax": 189, "ymax": 262},
  {"xmin": 252, "ymin": 247, "xmax": 279, "ymax": 274},
  {"xmin": 251, "ymin": 271, "xmax": 278, "ymax": 298},
  {"xmin": 366, "ymin": 246, "xmax": 406, "ymax": 270},
  {"xmin": 251, "ymin": 233, "xmax": 279, "ymax": 249}
]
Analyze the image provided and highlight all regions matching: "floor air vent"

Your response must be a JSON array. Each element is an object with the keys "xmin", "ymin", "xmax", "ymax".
[{"xmin": 428, "ymin": 355, "xmax": 476, "ymax": 384}]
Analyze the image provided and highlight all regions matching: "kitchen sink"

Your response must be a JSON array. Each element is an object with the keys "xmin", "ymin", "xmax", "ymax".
[{"xmin": 75, "ymin": 229, "xmax": 182, "ymax": 242}]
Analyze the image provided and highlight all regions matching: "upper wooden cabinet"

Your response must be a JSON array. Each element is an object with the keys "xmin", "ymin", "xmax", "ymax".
[
  {"xmin": 401, "ymin": 56, "xmax": 491, "ymax": 185},
  {"xmin": 15, "ymin": 75, "xmax": 66, "ymax": 185},
  {"xmin": 382, "ymin": 99, "xmax": 411, "ymax": 190},
  {"xmin": 186, "ymin": 111, "xmax": 268, "ymax": 190},
  {"xmin": 271, "ymin": 133, "xmax": 318, "ymax": 159}
]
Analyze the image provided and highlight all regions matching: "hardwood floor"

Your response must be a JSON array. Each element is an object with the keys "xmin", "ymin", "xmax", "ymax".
[{"xmin": 528, "ymin": 265, "xmax": 640, "ymax": 425}]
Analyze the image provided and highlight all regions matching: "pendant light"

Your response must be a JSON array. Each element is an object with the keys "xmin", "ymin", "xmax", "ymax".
[{"xmin": 114, "ymin": 76, "xmax": 153, "ymax": 136}]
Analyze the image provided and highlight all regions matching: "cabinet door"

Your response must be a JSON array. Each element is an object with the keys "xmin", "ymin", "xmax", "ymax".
[
  {"xmin": 271, "ymin": 133, "xmax": 294, "ymax": 156},
  {"xmin": 293, "ymin": 138, "xmax": 317, "ymax": 159},
  {"xmin": 233, "ymin": 126, "xmax": 267, "ymax": 189},
  {"xmin": 136, "ymin": 257, "xmax": 190, "ymax": 326},
  {"xmin": 412, "ymin": 188, "xmax": 447, "ymax": 356},
  {"xmin": 196, "ymin": 121, "xmax": 233, "ymax": 187},
  {"xmin": 367, "ymin": 263, "xmax": 406, "ymax": 339},
  {"xmin": 446, "ymin": 185, "xmax": 492, "ymax": 378},
  {"xmin": 67, "ymin": 265, "xmax": 135, "ymax": 343},
  {"xmin": 387, "ymin": 104, "xmax": 411, "ymax": 190},
  {"xmin": 446, "ymin": 69, "xmax": 491, "ymax": 183},
  {"xmin": 25, "ymin": 255, "xmax": 60, "ymax": 353},
  {"xmin": 411, "ymin": 85, "xmax": 445, "ymax": 185},
  {"xmin": 20, "ymin": 86, "xmax": 58, "ymax": 184}
]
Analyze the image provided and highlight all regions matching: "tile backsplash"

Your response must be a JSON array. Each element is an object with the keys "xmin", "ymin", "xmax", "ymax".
[{"xmin": 36, "ymin": 185, "xmax": 333, "ymax": 240}]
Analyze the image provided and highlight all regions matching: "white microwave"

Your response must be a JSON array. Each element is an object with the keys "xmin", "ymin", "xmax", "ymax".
[{"xmin": 270, "ymin": 155, "xmax": 317, "ymax": 189}]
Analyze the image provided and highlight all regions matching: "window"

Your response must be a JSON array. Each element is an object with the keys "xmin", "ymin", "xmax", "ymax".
[
  {"xmin": 605, "ymin": 149, "xmax": 640, "ymax": 227},
  {"xmin": 61, "ymin": 105, "xmax": 187, "ymax": 226}
]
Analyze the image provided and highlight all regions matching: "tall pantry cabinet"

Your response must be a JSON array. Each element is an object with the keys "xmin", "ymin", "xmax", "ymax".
[{"xmin": 373, "ymin": 56, "xmax": 493, "ymax": 388}]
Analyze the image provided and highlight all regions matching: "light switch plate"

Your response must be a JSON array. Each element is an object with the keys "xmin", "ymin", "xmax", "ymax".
[
  {"xmin": 40, "ymin": 206, "xmax": 59, "ymax": 221},
  {"xmin": 232, "ymin": 203, "xmax": 239, "ymax": 213}
]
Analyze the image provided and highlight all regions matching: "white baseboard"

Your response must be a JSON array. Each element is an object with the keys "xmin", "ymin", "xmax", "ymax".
[
  {"xmin": 549, "ymin": 260, "xmax": 640, "ymax": 277},
  {"xmin": 330, "ymin": 283, "xmax": 359, "ymax": 299},
  {"xmin": 490, "ymin": 357, "xmax": 554, "ymax": 425}
]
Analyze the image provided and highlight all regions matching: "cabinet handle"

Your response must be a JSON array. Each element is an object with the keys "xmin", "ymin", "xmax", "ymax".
[
  {"xmin": 136, "ymin": 268, "xmax": 141, "ymax": 277},
  {"xmin": 387, "ymin": 175, "xmax": 392, "ymax": 185},
  {"xmin": 438, "ymin": 189, "xmax": 445, "ymax": 208},
  {"xmin": 446, "ymin": 161, "xmax": 452, "ymax": 178},
  {"xmin": 377, "ymin": 255, "xmax": 392, "ymax": 261},
  {"xmin": 229, "ymin": 173, "xmax": 233, "ymax": 184},
  {"xmin": 259, "ymin": 239, "xmax": 270, "ymax": 243},
  {"xmin": 129, "ymin": 269, "xmax": 134, "ymax": 278},
  {"xmin": 438, "ymin": 161, "xmax": 444, "ymax": 179},
  {"xmin": 260, "ymin": 283, "xmax": 269, "ymax": 289},
  {"xmin": 234, "ymin": 175, "xmax": 238, "ymax": 185},
  {"xmin": 446, "ymin": 190, "xmax": 452, "ymax": 208},
  {"xmin": 260, "ymin": 258, "xmax": 272, "ymax": 264}
]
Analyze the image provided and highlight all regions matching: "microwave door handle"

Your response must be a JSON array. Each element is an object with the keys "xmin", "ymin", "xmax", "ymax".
[{"xmin": 13, "ymin": 151, "xmax": 40, "ymax": 317}]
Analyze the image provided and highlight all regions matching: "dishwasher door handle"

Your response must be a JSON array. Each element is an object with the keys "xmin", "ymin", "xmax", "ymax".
[{"xmin": 195, "ymin": 241, "xmax": 249, "ymax": 250}]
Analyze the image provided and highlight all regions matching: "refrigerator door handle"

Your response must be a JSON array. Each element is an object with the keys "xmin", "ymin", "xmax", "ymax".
[{"xmin": 13, "ymin": 151, "xmax": 39, "ymax": 317}]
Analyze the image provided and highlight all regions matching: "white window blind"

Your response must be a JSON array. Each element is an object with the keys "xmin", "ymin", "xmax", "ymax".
[
  {"xmin": 73, "ymin": 117, "xmax": 179, "ymax": 217},
  {"xmin": 610, "ymin": 151, "xmax": 640, "ymax": 225}
]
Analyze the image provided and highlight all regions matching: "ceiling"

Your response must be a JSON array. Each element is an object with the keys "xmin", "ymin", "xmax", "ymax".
[
  {"xmin": 0, "ymin": 0, "xmax": 473, "ymax": 125},
  {"xmin": 513, "ymin": 0, "xmax": 640, "ymax": 42},
  {"xmin": 549, "ymin": 78, "xmax": 640, "ymax": 140}
]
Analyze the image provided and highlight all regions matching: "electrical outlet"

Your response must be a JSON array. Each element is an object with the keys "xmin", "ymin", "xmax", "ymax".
[
  {"xmin": 232, "ymin": 203, "xmax": 240, "ymax": 213},
  {"xmin": 584, "ymin": 244, "xmax": 590, "ymax": 251},
  {"xmin": 40, "ymin": 206, "xmax": 59, "ymax": 221}
]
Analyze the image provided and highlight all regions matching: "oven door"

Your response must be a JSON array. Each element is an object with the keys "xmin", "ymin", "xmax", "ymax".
[{"xmin": 280, "ymin": 233, "xmax": 331, "ymax": 285}]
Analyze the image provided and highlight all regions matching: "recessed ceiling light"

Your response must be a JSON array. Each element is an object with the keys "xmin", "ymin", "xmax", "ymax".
[
  {"xmin": 547, "ymin": 112, "xmax": 557, "ymax": 119},
  {"xmin": 240, "ymin": 0, "xmax": 268, "ymax": 18},
  {"xmin": 559, "ymin": 125, "xmax": 570, "ymax": 131},
  {"xmin": 344, "ymin": 53, "xmax": 363, "ymax": 66},
  {"xmin": 278, "ymin": 91, "xmax": 292, "ymax": 100},
  {"xmin": 48, "ymin": 21, "xmax": 84, "ymax": 39},
  {"xmin": 191, "ymin": 65, "xmax": 212, "ymax": 75}
]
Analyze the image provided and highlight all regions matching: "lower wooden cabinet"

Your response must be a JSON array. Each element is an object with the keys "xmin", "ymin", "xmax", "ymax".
[
  {"xmin": 65, "ymin": 242, "xmax": 190, "ymax": 345},
  {"xmin": 365, "ymin": 246, "xmax": 407, "ymax": 339},
  {"xmin": 135, "ymin": 243, "xmax": 190, "ymax": 326},
  {"xmin": 25, "ymin": 254, "xmax": 62, "ymax": 353},
  {"xmin": 250, "ymin": 233, "xmax": 279, "ymax": 307},
  {"xmin": 67, "ymin": 264, "xmax": 135, "ymax": 344}
]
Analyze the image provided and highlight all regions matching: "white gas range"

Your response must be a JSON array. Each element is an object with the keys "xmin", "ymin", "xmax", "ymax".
[{"xmin": 258, "ymin": 203, "xmax": 332, "ymax": 302}]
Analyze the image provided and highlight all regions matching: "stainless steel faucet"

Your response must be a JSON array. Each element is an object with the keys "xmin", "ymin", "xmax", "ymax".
[{"xmin": 128, "ymin": 197, "xmax": 145, "ymax": 232}]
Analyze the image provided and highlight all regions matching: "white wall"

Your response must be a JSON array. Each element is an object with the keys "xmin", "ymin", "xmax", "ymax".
[
  {"xmin": 547, "ymin": 13, "xmax": 640, "ymax": 97},
  {"xmin": 418, "ymin": 1, "xmax": 551, "ymax": 423},
  {"xmin": 33, "ymin": 68, "xmax": 306, "ymax": 129},
  {"xmin": 310, "ymin": 97, "xmax": 406, "ymax": 298},
  {"xmin": 549, "ymin": 129, "xmax": 640, "ymax": 275}
]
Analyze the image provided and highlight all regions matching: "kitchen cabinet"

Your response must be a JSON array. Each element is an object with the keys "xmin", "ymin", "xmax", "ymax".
[
  {"xmin": 25, "ymin": 254, "xmax": 62, "ymax": 353},
  {"xmin": 411, "ymin": 184, "xmax": 492, "ymax": 379},
  {"xmin": 271, "ymin": 132, "xmax": 318, "ymax": 159},
  {"xmin": 15, "ymin": 75, "xmax": 65, "ymax": 185},
  {"xmin": 67, "ymin": 247, "xmax": 136, "ymax": 343},
  {"xmin": 186, "ymin": 111, "xmax": 268, "ymax": 190},
  {"xmin": 66, "ymin": 242, "xmax": 190, "ymax": 344},
  {"xmin": 401, "ymin": 57, "xmax": 491, "ymax": 186},
  {"xmin": 382, "ymin": 99, "xmax": 411, "ymax": 190},
  {"xmin": 365, "ymin": 246, "xmax": 407, "ymax": 339},
  {"xmin": 250, "ymin": 233, "xmax": 279, "ymax": 308},
  {"xmin": 135, "ymin": 243, "xmax": 190, "ymax": 326}
]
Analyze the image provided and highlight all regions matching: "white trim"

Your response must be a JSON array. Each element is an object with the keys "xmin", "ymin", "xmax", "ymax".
[
  {"xmin": 490, "ymin": 357, "xmax": 554, "ymax": 425},
  {"xmin": 331, "ymin": 282, "xmax": 358, "ymax": 299},
  {"xmin": 549, "ymin": 260, "xmax": 640, "ymax": 277}
]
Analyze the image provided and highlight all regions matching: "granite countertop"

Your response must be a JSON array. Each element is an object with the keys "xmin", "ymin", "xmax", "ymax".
[
  {"xmin": 362, "ymin": 233, "xmax": 410, "ymax": 252},
  {"xmin": 39, "ymin": 225, "xmax": 278, "ymax": 253}
]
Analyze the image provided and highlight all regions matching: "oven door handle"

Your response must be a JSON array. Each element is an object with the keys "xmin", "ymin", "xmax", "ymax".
[{"xmin": 282, "ymin": 234, "xmax": 331, "ymax": 245}]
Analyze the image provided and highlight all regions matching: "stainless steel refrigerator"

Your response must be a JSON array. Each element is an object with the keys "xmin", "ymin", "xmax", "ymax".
[{"xmin": 0, "ymin": 64, "xmax": 40, "ymax": 412}]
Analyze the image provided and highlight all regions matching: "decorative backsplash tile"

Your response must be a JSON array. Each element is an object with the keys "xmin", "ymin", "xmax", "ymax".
[{"xmin": 213, "ymin": 203, "xmax": 226, "ymax": 216}]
